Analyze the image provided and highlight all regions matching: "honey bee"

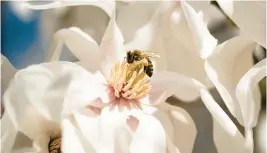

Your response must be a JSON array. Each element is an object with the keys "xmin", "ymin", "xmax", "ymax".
[{"xmin": 125, "ymin": 50, "xmax": 160, "ymax": 77}]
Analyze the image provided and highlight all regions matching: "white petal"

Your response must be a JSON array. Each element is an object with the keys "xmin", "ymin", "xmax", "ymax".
[
  {"xmin": 213, "ymin": 119, "xmax": 247, "ymax": 153},
  {"xmin": 154, "ymin": 70, "xmax": 248, "ymax": 152},
  {"xmin": 100, "ymin": 10, "xmax": 125, "ymax": 74},
  {"xmin": 4, "ymin": 62, "xmax": 99, "ymax": 124},
  {"xmin": 118, "ymin": 1, "xmax": 160, "ymax": 46},
  {"xmin": 100, "ymin": 106, "xmax": 130, "ymax": 153},
  {"xmin": 152, "ymin": 107, "xmax": 174, "ymax": 141},
  {"xmin": 74, "ymin": 107, "xmax": 132, "ymax": 153},
  {"xmin": 130, "ymin": 114, "xmax": 166, "ymax": 153},
  {"xmin": 47, "ymin": 27, "xmax": 102, "ymax": 72},
  {"xmin": 61, "ymin": 118, "xmax": 90, "ymax": 153},
  {"xmin": 217, "ymin": 0, "xmax": 266, "ymax": 47},
  {"xmin": 1, "ymin": 54, "xmax": 17, "ymax": 100},
  {"xmin": 236, "ymin": 58, "xmax": 266, "ymax": 128},
  {"xmin": 165, "ymin": 2, "xmax": 215, "ymax": 87},
  {"xmin": 23, "ymin": 1, "xmax": 115, "ymax": 17},
  {"xmin": 204, "ymin": 36, "xmax": 257, "ymax": 126},
  {"xmin": 152, "ymin": 69, "xmax": 243, "ymax": 149},
  {"xmin": 4, "ymin": 70, "xmax": 61, "ymax": 140},
  {"xmin": 163, "ymin": 36, "xmax": 214, "ymax": 88},
  {"xmin": 3, "ymin": 102, "xmax": 59, "ymax": 141},
  {"xmin": 198, "ymin": 86, "xmax": 250, "ymax": 153},
  {"xmin": 151, "ymin": 71, "xmax": 200, "ymax": 102},
  {"xmin": 1, "ymin": 111, "xmax": 18, "ymax": 153},
  {"xmin": 72, "ymin": 109, "xmax": 101, "ymax": 152},
  {"xmin": 162, "ymin": 103, "xmax": 196, "ymax": 153},
  {"xmin": 179, "ymin": 0, "xmax": 217, "ymax": 58}
]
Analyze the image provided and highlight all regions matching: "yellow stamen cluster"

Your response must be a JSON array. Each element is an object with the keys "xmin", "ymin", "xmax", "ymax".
[
  {"xmin": 108, "ymin": 61, "xmax": 151, "ymax": 99},
  {"xmin": 48, "ymin": 137, "xmax": 61, "ymax": 153}
]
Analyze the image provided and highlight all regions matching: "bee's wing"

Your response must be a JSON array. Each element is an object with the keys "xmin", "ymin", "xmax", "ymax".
[{"xmin": 144, "ymin": 51, "xmax": 160, "ymax": 58}]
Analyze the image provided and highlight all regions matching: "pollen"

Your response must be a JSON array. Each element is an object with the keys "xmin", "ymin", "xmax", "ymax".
[
  {"xmin": 107, "ymin": 61, "xmax": 151, "ymax": 100},
  {"xmin": 48, "ymin": 136, "xmax": 61, "ymax": 153}
]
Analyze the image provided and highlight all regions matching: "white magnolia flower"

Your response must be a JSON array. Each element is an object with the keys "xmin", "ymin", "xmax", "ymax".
[
  {"xmin": 2, "ymin": 4, "xmax": 233, "ymax": 153},
  {"xmin": 216, "ymin": 0, "xmax": 266, "ymax": 47},
  {"xmin": 24, "ymin": 0, "xmax": 218, "ymax": 101},
  {"xmin": 43, "ymin": 4, "xmax": 249, "ymax": 153},
  {"xmin": 204, "ymin": 36, "xmax": 266, "ymax": 153},
  {"xmin": 204, "ymin": 1, "xmax": 266, "ymax": 152}
]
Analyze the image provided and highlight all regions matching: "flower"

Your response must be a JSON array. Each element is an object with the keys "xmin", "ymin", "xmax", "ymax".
[
  {"xmin": 24, "ymin": 0, "xmax": 218, "ymax": 101},
  {"xmin": 2, "ymin": 3, "xmax": 225, "ymax": 153},
  {"xmin": 1, "ymin": 61, "xmax": 93, "ymax": 153},
  {"xmin": 204, "ymin": 35, "xmax": 266, "ymax": 153},
  {"xmin": 3, "ymin": 1, "xmax": 256, "ymax": 153},
  {"xmin": 203, "ymin": 2, "xmax": 266, "ymax": 152}
]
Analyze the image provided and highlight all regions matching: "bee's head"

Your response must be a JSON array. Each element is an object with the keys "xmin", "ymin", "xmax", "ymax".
[{"xmin": 126, "ymin": 51, "xmax": 134, "ymax": 63}]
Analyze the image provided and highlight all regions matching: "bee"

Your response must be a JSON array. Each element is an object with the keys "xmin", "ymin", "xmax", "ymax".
[{"xmin": 125, "ymin": 50, "xmax": 160, "ymax": 77}]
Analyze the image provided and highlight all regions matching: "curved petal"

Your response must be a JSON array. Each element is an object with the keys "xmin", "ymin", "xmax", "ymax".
[
  {"xmin": 23, "ymin": 1, "xmax": 115, "ymax": 17},
  {"xmin": 179, "ymin": 0, "xmax": 217, "ymax": 58},
  {"xmin": 151, "ymin": 71, "xmax": 200, "ymax": 102},
  {"xmin": 4, "ymin": 62, "xmax": 100, "ymax": 124},
  {"xmin": 1, "ymin": 111, "xmax": 18, "ymax": 153},
  {"xmin": 198, "ymin": 85, "xmax": 251, "ymax": 153},
  {"xmin": 236, "ymin": 58, "xmax": 266, "ymax": 128},
  {"xmin": 213, "ymin": 119, "xmax": 247, "ymax": 153},
  {"xmin": 62, "ymin": 118, "xmax": 91, "ymax": 153},
  {"xmin": 73, "ymin": 108, "xmax": 132, "ymax": 153},
  {"xmin": 47, "ymin": 27, "xmax": 102, "ymax": 72},
  {"xmin": 163, "ymin": 103, "xmax": 196, "ymax": 153},
  {"xmin": 235, "ymin": 59, "xmax": 266, "ymax": 152},
  {"xmin": 101, "ymin": 106, "xmax": 130, "ymax": 153},
  {"xmin": 151, "ymin": 70, "xmax": 248, "ymax": 152},
  {"xmin": 204, "ymin": 36, "xmax": 259, "ymax": 126},
  {"xmin": 72, "ymin": 109, "xmax": 102, "ymax": 152},
  {"xmin": 3, "ymin": 101, "xmax": 59, "ymax": 141},
  {"xmin": 100, "ymin": 10, "xmax": 125, "ymax": 74},
  {"xmin": 166, "ymin": 1, "xmax": 215, "ymax": 87},
  {"xmin": 117, "ymin": 1, "xmax": 160, "ymax": 46},
  {"xmin": 130, "ymin": 114, "xmax": 166, "ymax": 153},
  {"xmin": 216, "ymin": 0, "xmax": 266, "ymax": 47},
  {"xmin": 152, "ymin": 108, "xmax": 174, "ymax": 140}
]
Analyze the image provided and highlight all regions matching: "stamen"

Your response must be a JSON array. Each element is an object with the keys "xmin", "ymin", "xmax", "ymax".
[
  {"xmin": 108, "ymin": 61, "xmax": 151, "ymax": 100},
  {"xmin": 48, "ymin": 136, "xmax": 61, "ymax": 153}
]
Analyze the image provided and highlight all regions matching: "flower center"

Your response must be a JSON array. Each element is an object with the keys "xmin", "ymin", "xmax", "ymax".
[
  {"xmin": 107, "ymin": 61, "xmax": 151, "ymax": 100},
  {"xmin": 48, "ymin": 136, "xmax": 61, "ymax": 153}
]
